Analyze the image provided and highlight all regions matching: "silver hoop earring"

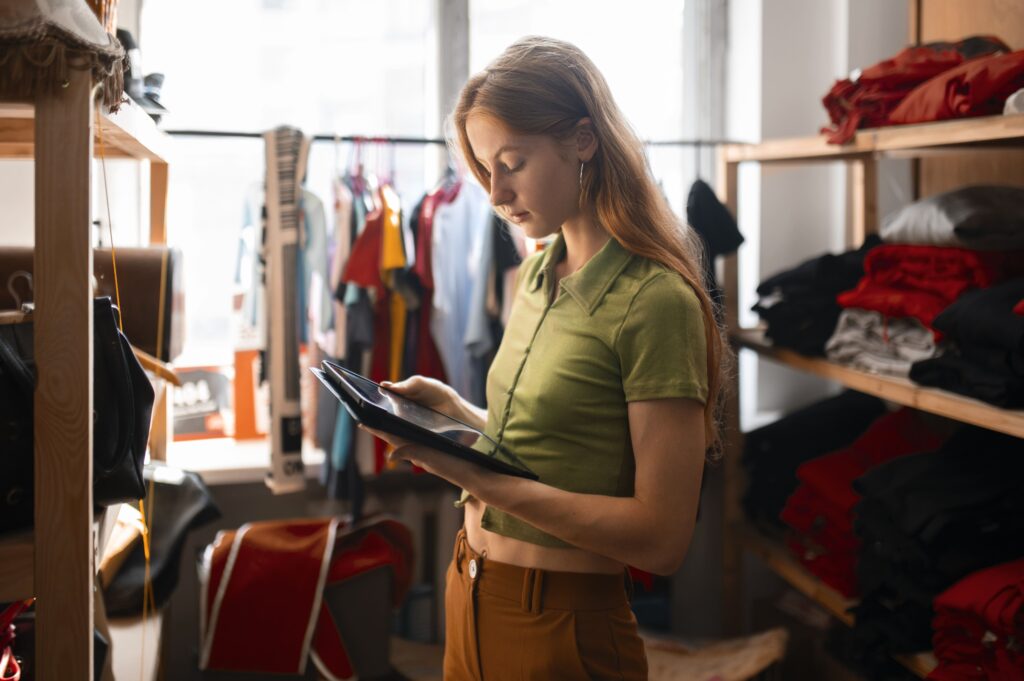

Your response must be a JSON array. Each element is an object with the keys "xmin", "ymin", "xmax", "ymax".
[{"xmin": 578, "ymin": 161, "xmax": 584, "ymax": 189}]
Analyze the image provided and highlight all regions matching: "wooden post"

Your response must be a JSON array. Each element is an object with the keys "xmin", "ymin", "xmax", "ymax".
[
  {"xmin": 848, "ymin": 156, "xmax": 878, "ymax": 246},
  {"xmin": 34, "ymin": 69, "xmax": 95, "ymax": 680},
  {"xmin": 716, "ymin": 150, "xmax": 743, "ymax": 634},
  {"xmin": 148, "ymin": 381, "xmax": 172, "ymax": 462},
  {"xmin": 150, "ymin": 160, "xmax": 168, "ymax": 244}
]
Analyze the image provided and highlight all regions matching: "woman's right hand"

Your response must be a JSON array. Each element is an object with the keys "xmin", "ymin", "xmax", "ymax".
[{"xmin": 381, "ymin": 376, "xmax": 465, "ymax": 420}]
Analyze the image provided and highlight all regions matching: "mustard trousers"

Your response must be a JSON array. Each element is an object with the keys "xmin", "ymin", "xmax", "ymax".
[{"xmin": 443, "ymin": 528, "xmax": 648, "ymax": 680}]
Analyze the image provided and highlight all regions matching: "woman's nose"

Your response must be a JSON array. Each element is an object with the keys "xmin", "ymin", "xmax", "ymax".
[{"xmin": 489, "ymin": 177, "xmax": 513, "ymax": 207}]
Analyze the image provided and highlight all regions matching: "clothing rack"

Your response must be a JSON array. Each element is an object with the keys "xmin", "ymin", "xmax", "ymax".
[{"xmin": 164, "ymin": 129, "xmax": 742, "ymax": 147}]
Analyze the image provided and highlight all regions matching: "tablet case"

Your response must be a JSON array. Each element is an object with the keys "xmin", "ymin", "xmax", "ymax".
[{"xmin": 312, "ymin": 362, "xmax": 537, "ymax": 480}]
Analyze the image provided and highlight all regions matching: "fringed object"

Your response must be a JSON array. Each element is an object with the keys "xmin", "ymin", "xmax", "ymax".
[{"xmin": 0, "ymin": 0, "xmax": 126, "ymax": 111}]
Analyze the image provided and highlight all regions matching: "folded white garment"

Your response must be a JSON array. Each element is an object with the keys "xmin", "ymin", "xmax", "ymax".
[
  {"xmin": 1005, "ymin": 87, "xmax": 1024, "ymax": 115},
  {"xmin": 825, "ymin": 309, "xmax": 937, "ymax": 376}
]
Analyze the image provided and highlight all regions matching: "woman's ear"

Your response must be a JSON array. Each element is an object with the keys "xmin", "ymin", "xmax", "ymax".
[{"xmin": 576, "ymin": 117, "xmax": 598, "ymax": 162}]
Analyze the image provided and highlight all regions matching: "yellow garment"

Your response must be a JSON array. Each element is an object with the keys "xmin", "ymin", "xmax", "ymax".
[{"xmin": 379, "ymin": 184, "xmax": 407, "ymax": 382}]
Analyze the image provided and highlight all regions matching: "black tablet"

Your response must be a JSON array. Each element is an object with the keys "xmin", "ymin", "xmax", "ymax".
[{"xmin": 311, "ymin": 361, "xmax": 537, "ymax": 480}]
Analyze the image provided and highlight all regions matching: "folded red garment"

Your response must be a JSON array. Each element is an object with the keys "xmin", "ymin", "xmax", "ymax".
[
  {"xmin": 780, "ymin": 485, "xmax": 860, "ymax": 554},
  {"xmin": 929, "ymin": 558, "xmax": 1024, "ymax": 681},
  {"xmin": 795, "ymin": 408, "xmax": 947, "ymax": 518},
  {"xmin": 837, "ymin": 245, "xmax": 1024, "ymax": 335},
  {"xmin": 820, "ymin": 37, "xmax": 1008, "ymax": 144},
  {"xmin": 890, "ymin": 50, "xmax": 1024, "ymax": 125},
  {"xmin": 934, "ymin": 557, "xmax": 1024, "ymax": 636},
  {"xmin": 786, "ymin": 535, "xmax": 859, "ymax": 598}
]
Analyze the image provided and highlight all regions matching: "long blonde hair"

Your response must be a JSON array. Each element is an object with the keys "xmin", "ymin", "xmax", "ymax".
[{"xmin": 451, "ymin": 36, "xmax": 730, "ymax": 456}]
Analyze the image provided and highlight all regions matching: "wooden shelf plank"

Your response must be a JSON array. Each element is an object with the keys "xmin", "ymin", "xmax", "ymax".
[
  {"xmin": 0, "ymin": 531, "xmax": 33, "ymax": 602},
  {"xmin": 740, "ymin": 525, "xmax": 856, "ymax": 625},
  {"xmin": 739, "ymin": 525, "xmax": 938, "ymax": 678},
  {"xmin": 733, "ymin": 328, "xmax": 1024, "ymax": 439},
  {"xmin": 723, "ymin": 113, "xmax": 1024, "ymax": 163},
  {"xmin": 0, "ymin": 100, "xmax": 169, "ymax": 163}
]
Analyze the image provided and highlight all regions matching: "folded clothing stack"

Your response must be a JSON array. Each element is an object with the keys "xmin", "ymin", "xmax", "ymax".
[
  {"xmin": 929, "ymin": 558, "xmax": 1024, "ymax": 681},
  {"xmin": 780, "ymin": 408, "xmax": 948, "ymax": 597},
  {"xmin": 849, "ymin": 427, "xmax": 1024, "ymax": 670},
  {"xmin": 753, "ymin": 235, "xmax": 881, "ymax": 356},
  {"xmin": 741, "ymin": 390, "xmax": 886, "ymax": 530},
  {"xmin": 910, "ymin": 279, "xmax": 1024, "ymax": 407},
  {"xmin": 836, "ymin": 244, "xmax": 1024, "ymax": 340}
]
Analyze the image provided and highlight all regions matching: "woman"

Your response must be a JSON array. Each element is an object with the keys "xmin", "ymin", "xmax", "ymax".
[{"xmin": 362, "ymin": 36, "xmax": 727, "ymax": 680}]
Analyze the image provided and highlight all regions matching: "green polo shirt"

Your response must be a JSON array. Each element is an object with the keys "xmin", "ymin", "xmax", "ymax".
[{"xmin": 460, "ymin": 231, "xmax": 708, "ymax": 548}]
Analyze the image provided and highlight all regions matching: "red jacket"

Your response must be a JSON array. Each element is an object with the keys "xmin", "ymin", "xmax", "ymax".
[
  {"xmin": 820, "ymin": 36, "xmax": 1008, "ymax": 144},
  {"xmin": 889, "ymin": 49, "xmax": 1024, "ymax": 125}
]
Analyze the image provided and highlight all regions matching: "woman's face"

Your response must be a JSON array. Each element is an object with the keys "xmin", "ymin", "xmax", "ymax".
[{"xmin": 465, "ymin": 113, "xmax": 582, "ymax": 240}]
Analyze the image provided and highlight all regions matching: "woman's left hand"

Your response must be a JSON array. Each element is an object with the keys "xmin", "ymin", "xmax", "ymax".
[{"xmin": 358, "ymin": 424, "xmax": 486, "ymax": 492}]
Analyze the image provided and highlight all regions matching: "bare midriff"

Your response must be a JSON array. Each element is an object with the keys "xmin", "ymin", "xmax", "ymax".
[{"xmin": 463, "ymin": 498, "xmax": 625, "ymax": 575}]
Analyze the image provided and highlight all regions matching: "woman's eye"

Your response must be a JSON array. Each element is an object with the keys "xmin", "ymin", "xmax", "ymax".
[{"xmin": 501, "ymin": 161, "xmax": 523, "ymax": 174}]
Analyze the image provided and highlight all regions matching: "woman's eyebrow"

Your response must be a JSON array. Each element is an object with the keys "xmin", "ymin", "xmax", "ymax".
[{"xmin": 477, "ymin": 144, "xmax": 523, "ymax": 164}]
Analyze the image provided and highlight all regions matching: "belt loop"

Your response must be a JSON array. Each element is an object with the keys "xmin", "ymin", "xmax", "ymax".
[
  {"xmin": 520, "ymin": 569, "xmax": 533, "ymax": 613},
  {"xmin": 454, "ymin": 528, "xmax": 466, "ymax": 574},
  {"xmin": 531, "ymin": 569, "xmax": 544, "ymax": 615},
  {"xmin": 520, "ymin": 568, "xmax": 544, "ymax": 614}
]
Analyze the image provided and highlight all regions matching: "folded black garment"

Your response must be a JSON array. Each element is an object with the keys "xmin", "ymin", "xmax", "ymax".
[
  {"xmin": 756, "ymin": 234, "xmax": 882, "ymax": 298},
  {"xmin": 853, "ymin": 426, "xmax": 1024, "ymax": 602},
  {"xmin": 742, "ymin": 390, "xmax": 886, "ymax": 527},
  {"xmin": 854, "ymin": 426, "xmax": 1024, "ymax": 534},
  {"xmin": 753, "ymin": 235, "xmax": 882, "ymax": 355},
  {"xmin": 857, "ymin": 504, "xmax": 1024, "ymax": 604},
  {"xmin": 910, "ymin": 351, "xmax": 1024, "ymax": 407},
  {"xmin": 850, "ymin": 593, "xmax": 935, "ymax": 653},
  {"xmin": 932, "ymin": 278, "xmax": 1024, "ymax": 353},
  {"xmin": 752, "ymin": 297, "xmax": 842, "ymax": 356},
  {"xmin": 824, "ymin": 623, "xmax": 920, "ymax": 681},
  {"xmin": 104, "ymin": 464, "xmax": 221, "ymax": 616}
]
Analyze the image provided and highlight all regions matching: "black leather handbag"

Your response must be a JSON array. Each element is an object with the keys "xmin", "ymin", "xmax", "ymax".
[{"xmin": 0, "ymin": 297, "xmax": 155, "ymax": 533}]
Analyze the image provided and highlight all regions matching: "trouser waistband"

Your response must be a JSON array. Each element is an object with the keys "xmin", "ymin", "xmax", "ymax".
[{"xmin": 452, "ymin": 528, "xmax": 630, "ymax": 614}]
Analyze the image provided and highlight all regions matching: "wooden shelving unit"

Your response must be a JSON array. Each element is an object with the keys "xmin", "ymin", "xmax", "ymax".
[
  {"xmin": 722, "ymin": 112, "xmax": 1024, "ymax": 164},
  {"xmin": 716, "ymin": 110, "xmax": 1024, "ymax": 677},
  {"xmin": 732, "ymin": 327, "xmax": 1024, "ymax": 439},
  {"xmin": 0, "ymin": 82, "xmax": 169, "ymax": 678},
  {"xmin": 739, "ymin": 526, "xmax": 938, "ymax": 678}
]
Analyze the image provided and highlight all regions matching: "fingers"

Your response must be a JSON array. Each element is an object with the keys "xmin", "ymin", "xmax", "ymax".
[{"xmin": 381, "ymin": 376, "xmax": 417, "ymax": 392}]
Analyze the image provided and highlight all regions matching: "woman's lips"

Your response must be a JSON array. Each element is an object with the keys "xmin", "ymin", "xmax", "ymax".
[{"xmin": 509, "ymin": 211, "xmax": 530, "ymax": 223}]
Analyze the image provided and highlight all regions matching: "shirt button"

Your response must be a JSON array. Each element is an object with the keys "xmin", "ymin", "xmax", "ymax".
[{"xmin": 469, "ymin": 559, "xmax": 478, "ymax": 579}]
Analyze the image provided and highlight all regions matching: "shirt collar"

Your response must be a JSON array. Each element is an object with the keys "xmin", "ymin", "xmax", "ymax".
[{"xmin": 528, "ymin": 232, "xmax": 634, "ymax": 315}]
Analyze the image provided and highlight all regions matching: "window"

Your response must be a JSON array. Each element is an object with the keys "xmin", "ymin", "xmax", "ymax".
[
  {"xmin": 141, "ymin": 0, "xmax": 432, "ymax": 364},
  {"xmin": 469, "ymin": 0, "xmax": 689, "ymax": 213}
]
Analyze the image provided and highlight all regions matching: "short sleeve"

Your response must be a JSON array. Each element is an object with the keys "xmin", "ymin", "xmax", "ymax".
[{"xmin": 615, "ymin": 272, "xmax": 708, "ymax": 404}]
